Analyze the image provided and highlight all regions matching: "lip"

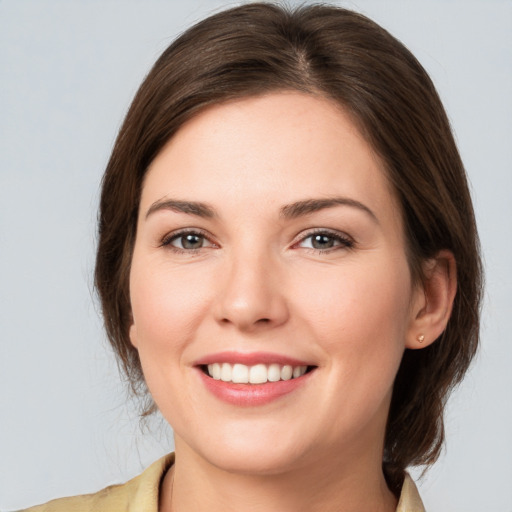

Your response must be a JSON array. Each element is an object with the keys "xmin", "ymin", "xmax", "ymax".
[
  {"xmin": 193, "ymin": 351, "xmax": 313, "ymax": 367},
  {"xmin": 193, "ymin": 351, "xmax": 317, "ymax": 407},
  {"xmin": 197, "ymin": 369, "xmax": 315, "ymax": 406}
]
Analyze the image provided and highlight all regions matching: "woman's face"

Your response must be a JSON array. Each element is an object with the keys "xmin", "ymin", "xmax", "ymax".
[{"xmin": 129, "ymin": 92, "xmax": 423, "ymax": 474}]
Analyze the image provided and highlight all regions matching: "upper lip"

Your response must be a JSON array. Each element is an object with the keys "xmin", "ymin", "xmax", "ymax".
[{"xmin": 193, "ymin": 351, "xmax": 315, "ymax": 367}]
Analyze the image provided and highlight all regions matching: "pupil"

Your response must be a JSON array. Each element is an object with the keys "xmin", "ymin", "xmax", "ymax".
[
  {"xmin": 312, "ymin": 234, "xmax": 333, "ymax": 249},
  {"xmin": 183, "ymin": 234, "xmax": 202, "ymax": 249}
]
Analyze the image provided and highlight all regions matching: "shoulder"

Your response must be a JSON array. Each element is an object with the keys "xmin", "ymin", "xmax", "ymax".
[{"xmin": 19, "ymin": 453, "xmax": 174, "ymax": 512}]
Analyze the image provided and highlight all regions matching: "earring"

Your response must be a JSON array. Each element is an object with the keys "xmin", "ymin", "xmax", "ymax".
[{"xmin": 417, "ymin": 334, "xmax": 425, "ymax": 343}]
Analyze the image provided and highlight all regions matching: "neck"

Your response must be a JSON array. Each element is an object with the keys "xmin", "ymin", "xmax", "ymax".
[{"xmin": 160, "ymin": 439, "xmax": 397, "ymax": 512}]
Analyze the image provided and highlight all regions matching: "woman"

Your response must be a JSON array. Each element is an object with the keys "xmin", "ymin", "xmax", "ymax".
[{"xmin": 22, "ymin": 3, "xmax": 481, "ymax": 511}]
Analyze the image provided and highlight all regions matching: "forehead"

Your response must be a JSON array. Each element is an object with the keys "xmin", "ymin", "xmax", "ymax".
[{"xmin": 141, "ymin": 92, "xmax": 398, "ymax": 221}]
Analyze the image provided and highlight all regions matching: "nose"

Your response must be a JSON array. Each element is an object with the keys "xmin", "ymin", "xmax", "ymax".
[{"xmin": 213, "ymin": 250, "xmax": 289, "ymax": 332}]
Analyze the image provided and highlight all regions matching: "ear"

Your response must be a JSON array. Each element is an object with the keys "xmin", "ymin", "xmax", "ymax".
[
  {"xmin": 128, "ymin": 316, "xmax": 139, "ymax": 349},
  {"xmin": 406, "ymin": 250, "xmax": 457, "ymax": 349}
]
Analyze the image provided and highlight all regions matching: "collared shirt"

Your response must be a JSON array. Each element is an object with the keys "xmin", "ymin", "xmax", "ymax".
[{"xmin": 21, "ymin": 453, "xmax": 425, "ymax": 512}]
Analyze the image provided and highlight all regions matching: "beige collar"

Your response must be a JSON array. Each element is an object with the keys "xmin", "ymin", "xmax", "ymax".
[{"xmin": 396, "ymin": 473, "xmax": 426, "ymax": 512}]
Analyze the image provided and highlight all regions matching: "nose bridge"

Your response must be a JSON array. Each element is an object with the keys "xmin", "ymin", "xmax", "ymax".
[{"xmin": 214, "ymin": 240, "xmax": 289, "ymax": 331}]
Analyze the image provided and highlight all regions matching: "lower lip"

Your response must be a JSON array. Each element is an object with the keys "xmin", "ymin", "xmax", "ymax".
[{"xmin": 197, "ymin": 369, "xmax": 314, "ymax": 406}]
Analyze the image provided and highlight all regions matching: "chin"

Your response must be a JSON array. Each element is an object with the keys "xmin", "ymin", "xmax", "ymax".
[
  {"xmin": 177, "ymin": 421, "xmax": 314, "ymax": 476},
  {"xmin": 206, "ymin": 444, "xmax": 309, "ymax": 476}
]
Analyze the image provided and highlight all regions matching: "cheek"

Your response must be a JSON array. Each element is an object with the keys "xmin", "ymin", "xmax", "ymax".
[
  {"xmin": 293, "ymin": 260, "xmax": 412, "ymax": 376},
  {"xmin": 129, "ymin": 260, "xmax": 212, "ymax": 361},
  {"xmin": 128, "ymin": 259, "xmax": 217, "ymax": 426}
]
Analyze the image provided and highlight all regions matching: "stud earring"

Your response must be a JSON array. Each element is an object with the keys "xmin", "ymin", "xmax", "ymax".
[{"xmin": 417, "ymin": 334, "xmax": 425, "ymax": 343}]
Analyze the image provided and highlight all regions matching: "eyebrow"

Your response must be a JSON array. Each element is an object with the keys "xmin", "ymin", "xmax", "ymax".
[
  {"xmin": 145, "ymin": 199, "xmax": 216, "ymax": 219},
  {"xmin": 145, "ymin": 196, "xmax": 378, "ymax": 223},
  {"xmin": 279, "ymin": 197, "xmax": 378, "ymax": 223}
]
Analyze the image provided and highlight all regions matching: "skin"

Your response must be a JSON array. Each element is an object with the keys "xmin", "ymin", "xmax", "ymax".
[{"xmin": 128, "ymin": 92, "xmax": 456, "ymax": 512}]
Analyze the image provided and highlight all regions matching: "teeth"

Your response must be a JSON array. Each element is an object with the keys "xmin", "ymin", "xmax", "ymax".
[
  {"xmin": 206, "ymin": 363, "xmax": 308, "ymax": 383},
  {"xmin": 281, "ymin": 365, "xmax": 293, "ymax": 380},
  {"xmin": 232, "ymin": 363, "xmax": 249, "ymax": 383},
  {"xmin": 293, "ymin": 366, "xmax": 303, "ymax": 378},
  {"xmin": 249, "ymin": 364, "xmax": 267, "ymax": 384},
  {"xmin": 267, "ymin": 364, "xmax": 281, "ymax": 382},
  {"xmin": 220, "ymin": 363, "xmax": 232, "ymax": 382},
  {"xmin": 211, "ymin": 363, "xmax": 221, "ymax": 380}
]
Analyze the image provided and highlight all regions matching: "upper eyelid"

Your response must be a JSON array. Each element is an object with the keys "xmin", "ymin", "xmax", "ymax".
[
  {"xmin": 159, "ymin": 227, "xmax": 353, "ymax": 247},
  {"xmin": 293, "ymin": 227, "xmax": 353, "ymax": 243},
  {"xmin": 161, "ymin": 227, "xmax": 215, "ymax": 246}
]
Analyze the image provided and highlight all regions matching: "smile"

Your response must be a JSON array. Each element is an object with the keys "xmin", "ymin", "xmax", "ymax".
[
  {"xmin": 194, "ymin": 351, "xmax": 317, "ymax": 406},
  {"xmin": 206, "ymin": 363, "xmax": 309, "ymax": 384}
]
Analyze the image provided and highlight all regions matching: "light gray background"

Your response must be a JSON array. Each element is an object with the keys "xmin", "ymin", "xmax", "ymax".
[{"xmin": 1, "ymin": 1, "xmax": 511, "ymax": 510}]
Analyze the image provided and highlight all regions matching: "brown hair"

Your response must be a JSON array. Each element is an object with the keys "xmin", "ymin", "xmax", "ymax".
[{"xmin": 95, "ymin": 2, "xmax": 482, "ymax": 492}]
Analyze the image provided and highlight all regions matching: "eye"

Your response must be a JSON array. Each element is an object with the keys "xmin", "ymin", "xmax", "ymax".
[
  {"xmin": 162, "ymin": 230, "xmax": 215, "ymax": 251},
  {"xmin": 297, "ymin": 230, "xmax": 354, "ymax": 251}
]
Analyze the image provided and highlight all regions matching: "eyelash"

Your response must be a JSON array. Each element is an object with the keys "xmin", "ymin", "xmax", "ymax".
[
  {"xmin": 160, "ymin": 229, "xmax": 354, "ymax": 254},
  {"xmin": 160, "ymin": 229, "xmax": 215, "ymax": 253},
  {"xmin": 294, "ymin": 229, "xmax": 354, "ymax": 254}
]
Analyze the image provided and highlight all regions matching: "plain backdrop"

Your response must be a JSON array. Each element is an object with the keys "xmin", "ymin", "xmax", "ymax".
[{"xmin": 1, "ymin": 1, "xmax": 511, "ymax": 510}]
